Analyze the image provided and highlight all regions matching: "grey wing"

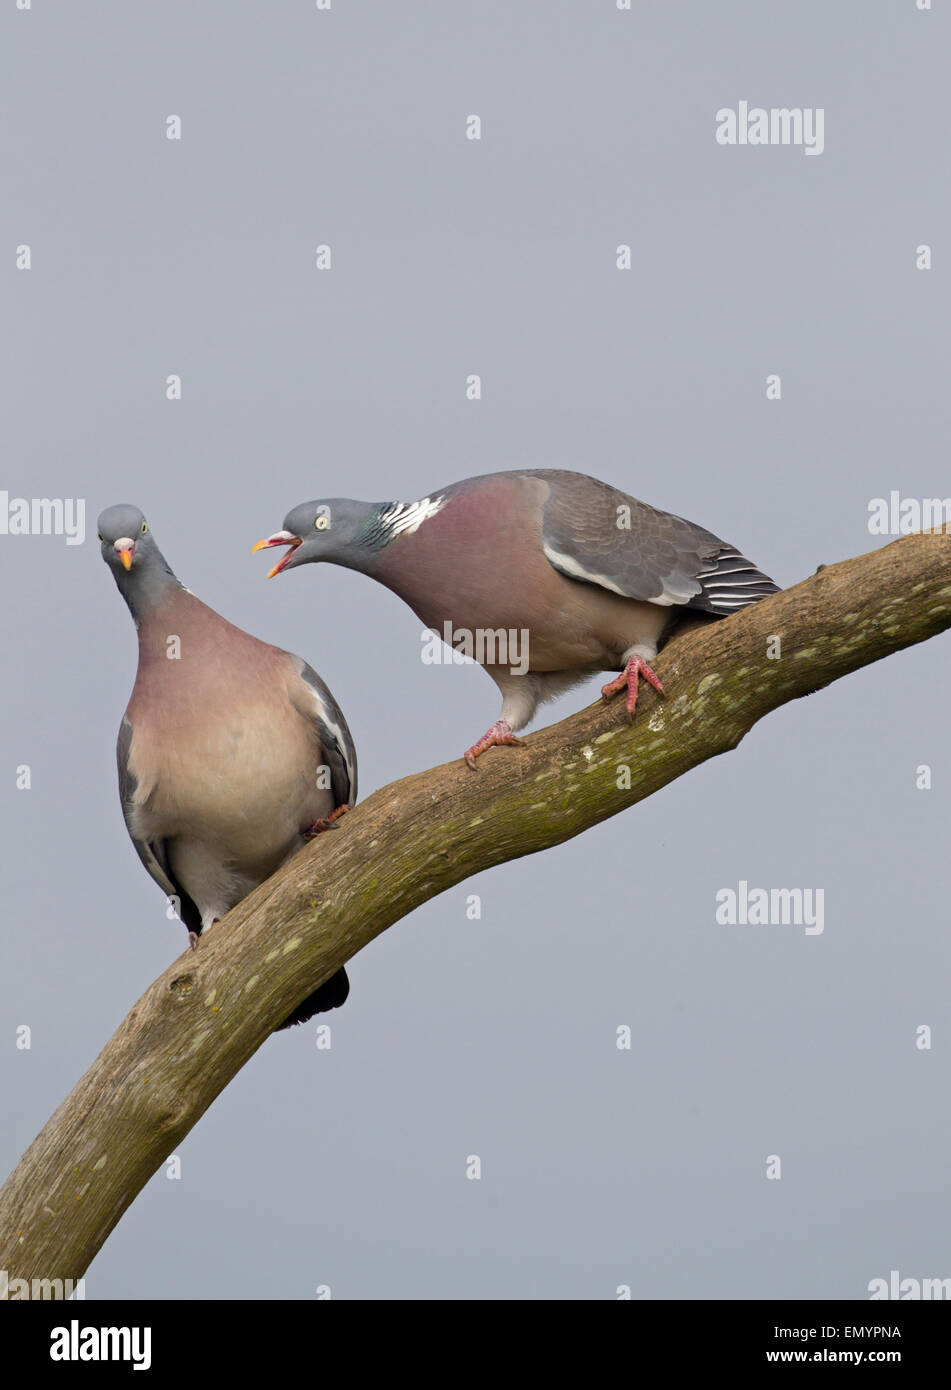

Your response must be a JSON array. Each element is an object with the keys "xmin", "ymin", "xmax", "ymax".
[
  {"xmin": 292, "ymin": 659, "xmax": 358, "ymax": 809},
  {"xmin": 117, "ymin": 718, "xmax": 202, "ymax": 933},
  {"xmin": 530, "ymin": 469, "xmax": 779, "ymax": 615}
]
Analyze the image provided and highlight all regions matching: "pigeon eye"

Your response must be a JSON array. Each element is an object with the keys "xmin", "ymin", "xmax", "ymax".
[
  {"xmin": 140, "ymin": 521, "xmax": 149, "ymax": 535},
  {"xmin": 315, "ymin": 515, "xmax": 329, "ymax": 531}
]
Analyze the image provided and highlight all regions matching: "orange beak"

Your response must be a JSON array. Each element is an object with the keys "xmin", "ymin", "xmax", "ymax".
[
  {"xmin": 252, "ymin": 531, "xmax": 302, "ymax": 579},
  {"xmin": 114, "ymin": 540, "xmax": 135, "ymax": 570}
]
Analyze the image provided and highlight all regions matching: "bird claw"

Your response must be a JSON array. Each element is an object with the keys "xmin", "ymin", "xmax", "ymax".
[
  {"xmin": 463, "ymin": 720, "xmax": 524, "ymax": 769},
  {"xmin": 305, "ymin": 804, "xmax": 350, "ymax": 839},
  {"xmin": 601, "ymin": 656, "xmax": 666, "ymax": 722},
  {"xmin": 188, "ymin": 931, "xmax": 200, "ymax": 952}
]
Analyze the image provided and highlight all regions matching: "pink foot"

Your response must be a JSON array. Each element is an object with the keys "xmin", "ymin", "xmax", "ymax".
[
  {"xmin": 304, "ymin": 804, "xmax": 350, "ymax": 839},
  {"xmin": 188, "ymin": 916, "xmax": 220, "ymax": 950},
  {"xmin": 601, "ymin": 655, "xmax": 665, "ymax": 723},
  {"xmin": 464, "ymin": 719, "xmax": 524, "ymax": 770}
]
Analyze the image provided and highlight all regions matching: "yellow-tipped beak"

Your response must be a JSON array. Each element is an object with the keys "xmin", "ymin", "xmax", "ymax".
[
  {"xmin": 113, "ymin": 538, "xmax": 135, "ymax": 569},
  {"xmin": 251, "ymin": 531, "xmax": 302, "ymax": 578}
]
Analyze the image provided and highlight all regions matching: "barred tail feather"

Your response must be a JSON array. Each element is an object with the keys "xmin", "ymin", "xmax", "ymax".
[{"xmin": 691, "ymin": 547, "xmax": 781, "ymax": 616}]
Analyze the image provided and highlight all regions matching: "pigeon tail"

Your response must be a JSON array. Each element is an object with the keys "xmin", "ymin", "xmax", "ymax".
[{"xmin": 276, "ymin": 966, "xmax": 350, "ymax": 1029}]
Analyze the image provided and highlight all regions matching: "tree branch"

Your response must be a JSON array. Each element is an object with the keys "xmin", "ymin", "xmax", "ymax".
[{"xmin": 2, "ymin": 530, "xmax": 949, "ymax": 1286}]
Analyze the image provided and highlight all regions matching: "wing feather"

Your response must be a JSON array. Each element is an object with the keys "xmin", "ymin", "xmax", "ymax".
[{"xmin": 528, "ymin": 469, "xmax": 779, "ymax": 616}]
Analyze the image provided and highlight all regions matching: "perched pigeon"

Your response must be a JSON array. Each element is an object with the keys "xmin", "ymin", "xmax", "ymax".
[
  {"xmin": 98, "ymin": 504, "xmax": 356, "ymax": 1028},
  {"xmin": 254, "ymin": 469, "xmax": 779, "ymax": 767}
]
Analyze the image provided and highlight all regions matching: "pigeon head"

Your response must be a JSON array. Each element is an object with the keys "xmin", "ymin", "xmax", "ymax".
[
  {"xmin": 252, "ymin": 498, "xmax": 377, "ymax": 578},
  {"xmin": 97, "ymin": 504, "xmax": 161, "ymax": 576},
  {"xmin": 97, "ymin": 504, "xmax": 179, "ymax": 616}
]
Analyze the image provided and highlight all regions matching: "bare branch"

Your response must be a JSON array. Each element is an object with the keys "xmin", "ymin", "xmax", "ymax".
[{"xmin": 2, "ymin": 530, "xmax": 949, "ymax": 1286}]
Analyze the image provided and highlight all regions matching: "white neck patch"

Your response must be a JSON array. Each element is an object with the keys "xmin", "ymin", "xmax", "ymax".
[{"xmin": 379, "ymin": 495, "xmax": 447, "ymax": 538}]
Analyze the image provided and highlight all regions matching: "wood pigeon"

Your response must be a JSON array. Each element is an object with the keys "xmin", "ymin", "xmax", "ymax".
[
  {"xmin": 254, "ymin": 469, "xmax": 780, "ymax": 767},
  {"xmin": 98, "ymin": 504, "xmax": 356, "ymax": 1029}
]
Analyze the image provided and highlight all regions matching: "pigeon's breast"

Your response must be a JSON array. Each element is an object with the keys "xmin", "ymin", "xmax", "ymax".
[{"xmin": 126, "ymin": 633, "xmax": 331, "ymax": 872}]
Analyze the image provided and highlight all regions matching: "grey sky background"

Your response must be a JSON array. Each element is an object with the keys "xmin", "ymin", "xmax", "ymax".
[{"xmin": 1, "ymin": 1, "xmax": 948, "ymax": 1299}]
